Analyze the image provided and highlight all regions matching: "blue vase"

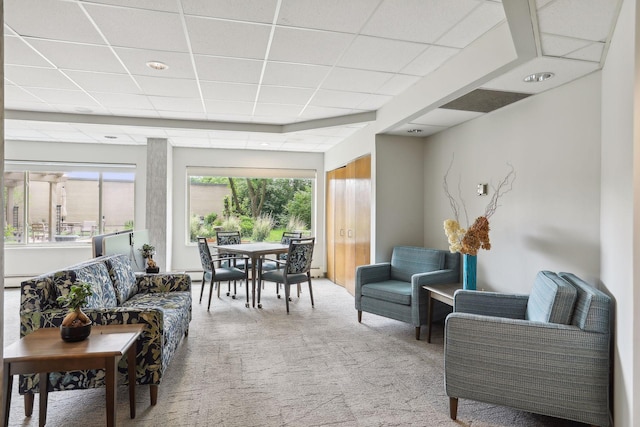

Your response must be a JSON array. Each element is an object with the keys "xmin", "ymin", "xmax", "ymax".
[{"xmin": 463, "ymin": 254, "xmax": 477, "ymax": 290}]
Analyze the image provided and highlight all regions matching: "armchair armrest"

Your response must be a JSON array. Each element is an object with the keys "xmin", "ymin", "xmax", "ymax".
[
  {"xmin": 356, "ymin": 263, "xmax": 391, "ymax": 286},
  {"xmin": 445, "ymin": 313, "xmax": 610, "ymax": 426},
  {"xmin": 136, "ymin": 272, "xmax": 191, "ymax": 293},
  {"xmin": 411, "ymin": 269, "xmax": 459, "ymax": 287},
  {"xmin": 453, "ymin": 291, "xmax": 529, "ymax": 319}
]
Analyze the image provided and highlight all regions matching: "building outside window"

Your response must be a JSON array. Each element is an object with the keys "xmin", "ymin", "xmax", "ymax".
[{"xmin": 4, "ymin": 162, "xmax": 135, "ymax": 245}]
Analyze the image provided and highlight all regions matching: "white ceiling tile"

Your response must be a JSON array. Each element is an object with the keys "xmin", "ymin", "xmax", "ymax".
[
  {"xmin": 114, "ymin": 48, "xmax": 196, "ymax": 79},
  {"xmin": 5, "ymin": 36, "xmax": 53, "ymax": 67},
  {"xmin": 91, "ymin": 92, "xmax": 155, "ymax": 109},
  {"xmin": 80, "ymin": 0, "xmax": 179, "ymax": 13},
  {"xmin": 253, "ymin": 103, "xmax": 303, "ymax": 117},
  {"xmin": 5, "ymin": 0, "xmax": 105, "ymax": 44},
  {"xmin": 537, "ymin": 0, "xmax": 618, "ymax": 42},
  {"xmin": 277, "ymin": 0, "xmax": 380, "ymax": 33},
  {"xmin": 411, "ymin": 108, "xmax": 483, "ymax": 127},
  {"xmin": 5, "ymin": 65, "xmax": 78, "ymax": 90},
  {"xmin": 201, "ymin": 82, "xmax": 258, "ymax": 102},
  {"xmin": 134, "ymin": 76, "xmax": 201, "ymax": 98},
  {"xmin": 310, "ymin": 90, "xmax": 369, "ymax": 109},
  {"xmin": 4, "ymin": 85, "xmax": 45, "ymax": 104},
  {"xmin": 338, "ymin": 36, "xmax": 427, "ymax": 73},
  {"xmin": 539, "ymin": 33, "xmax": 593, "ymax": 57},
  {"xmin": 269, "ymin": 27, "xmax": 354, "ymax": 66},
  {"xmin": 401, "ymin": 45, "xmax": 460, "ymax": 76},
  {"xmin": 64, "ymin": 70, "xmax": 140, "ymax": 94},
  {"xmin": 362, "ymin": 0, "xmax": 480, "ymax": 43},
  {"xmin": 148, "ymin": 97, "xmax": 205, "ymax": 113},
  {"xmin": 355, "ymin": 94, "xmax": 393, "ymax": 110},
  {"xmin": 182, "ymin": 0, "xmax": 278, "ymax": 23},
  {"xmin": 258, "ymin": 86, "xmax": 314, "ymax": 104},
  {"xmin": 186, "ymin": 17, "xmax": 271, "ymax": 59},
  {"xmin": 195, "ymin": 56, "xmax": 263, "ymax": 83},
  {"xmin": 27, "ymin": 39, "xmax": 126, "ymax": 73},
  {"xmin": 84, "ymin": 4, "xmax": 188, "ymax": 52},
  {"xmin": 25, "ymin": 88, "xmax": 102, "ymax": 107},
  {"xmin": 564, "ymin": 42, "xmax": 605, "ymax": 62},
  {"xmin": 300, "ymin": 105, "xmax": 359, "ymax": 120},
  {"xmin": 376, "ymin": 74, "xmax": 420, "ymax": 96},
  {"xmin": 482, "ymin": 56, "xmax": 601, "ymax": 94},
  {"xmin": 322, "ymin": 67, "xmax": 393, "ymax": 93},
  {"xmin": 204, "ymin": 100, "xmax": 255, "ymax": 115},
  {"xmin": 436, "ymin": 2, "xmax": 505, "ymax": 48},
  {"xmin": 262, "ymin": 62, "xmax": 331, "ymax": 88}
]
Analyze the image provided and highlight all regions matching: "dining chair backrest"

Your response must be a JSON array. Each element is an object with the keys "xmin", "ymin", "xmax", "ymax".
[
  {"xmin": 197, "ymin": 237, "xmax": 213, "ymax": 272},
  {"xmin": 281, "ymin": 231, "xmax": 302, "ymax": 245},
  {"xmin": 286, "ymin": 237, "xmax": 315, "ymax": 275},
  {"xmin": 216, "ymin": 230, "xmax": 241, "ymax": 246}
]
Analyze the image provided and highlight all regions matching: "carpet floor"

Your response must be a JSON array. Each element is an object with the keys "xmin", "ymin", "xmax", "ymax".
[{"xmin": 2, "ymin": 279, "xmax": 585, "ymax": 426}]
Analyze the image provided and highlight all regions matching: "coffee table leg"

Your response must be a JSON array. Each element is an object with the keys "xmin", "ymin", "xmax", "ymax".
[
  {"xmin": 128, "ymin": 345, "xmax": 136, "ymax": 418},
  {"xmin": 38, "ymin": 373, "xmax": 48, "ymax": 427},
  {"xmin": 105, "ymin": 357, "xmax": 117, "ymax": 427},
  {"xmin": 2, "ymin": 363, "xmax": 12, "ymax": 427}
]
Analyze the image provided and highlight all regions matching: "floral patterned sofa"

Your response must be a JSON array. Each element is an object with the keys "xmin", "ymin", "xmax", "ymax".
[{"xmin": 19, "ymin": 253, "xmax": 191, "ymax": 409}]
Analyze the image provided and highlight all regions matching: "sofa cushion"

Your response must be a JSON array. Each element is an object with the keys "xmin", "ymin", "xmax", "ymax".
[
  {"xmin": 53, "ymin": 262, "xmax": 118, "ymax": 308},
  {"xmin": 104, "ymin": 255, "xmax": 138, "ymax": 304},
  {"xmin": 390, "ymin": 246, "xmax": 445, "ymax": 282},
  {"xmin": 361, "ymin": 280, "xmax": 412, "ymax": 305},
  {"xmin": 558, "ymin": 272, "xmax": 611, "ymax": 333},
  {"xmin": 525, "ymin": 271, "xmax": 577, "ymax": 324}
]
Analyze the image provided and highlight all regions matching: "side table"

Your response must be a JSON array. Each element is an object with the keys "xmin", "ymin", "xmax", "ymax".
[
  {"xmin": 2, "ymin": 324, "xmax": 144, "ymax": 427},
  {"xmin": 422, "ymin": 283, "xmax": 462, "ymax": 343}
]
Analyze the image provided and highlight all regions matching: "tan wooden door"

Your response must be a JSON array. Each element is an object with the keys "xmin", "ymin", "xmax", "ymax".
[
  {"xmin": 326, "ymin": 169, "xmax": 336, "ymax": 283},
  {"xmin": 333, "ymin": 166, "xmax": 347, "ymax": 286}
]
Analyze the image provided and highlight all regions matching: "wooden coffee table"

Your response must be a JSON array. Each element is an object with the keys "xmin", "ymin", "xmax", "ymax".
[
  {"xmin": 2, "ymin": 324, "xmax": 144, "ymax": 427},
  {"xmin": 423, "ymin": 283, "xmax": 462, "ymax": 343}
]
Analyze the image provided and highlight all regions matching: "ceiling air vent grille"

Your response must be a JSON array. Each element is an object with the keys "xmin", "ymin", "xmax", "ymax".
[{"xmin": 440, "ymin": 89, "xmax": 531, "ymax": 113}]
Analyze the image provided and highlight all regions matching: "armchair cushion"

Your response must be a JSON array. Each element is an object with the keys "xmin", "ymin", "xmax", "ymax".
[
  {"xmin": 360, "ymin": 280, "xmax": 411, "ymax": 305},
  {"xmin": 559, "ymin": 272, "xmax": 611, "ymax": 333},
  {"xmin": 390, "ymin": 247, "xmax": 444, "ymax": 282},
  {"xmin": 525, "ymin": 271, "xmax": 576, "ymax": 324}
]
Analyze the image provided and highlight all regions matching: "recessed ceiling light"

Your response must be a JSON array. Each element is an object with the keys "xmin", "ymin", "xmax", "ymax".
[
  {"xmin": 104, "ymin": 135, "xmax": 117, "ymax": 140},
  {"xmin": 407, "ymin": 129, "xmax": 422, "ymax": 134},
  {"xmin": 146, "ymin": 61, "xmax": 168, "ymax": 71},
  {"xmin": 523, "ymin": 72, "xmax": 554, "ymax": 83}
]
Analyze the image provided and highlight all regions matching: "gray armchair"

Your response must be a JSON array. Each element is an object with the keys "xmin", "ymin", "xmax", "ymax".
[
  {"xmin": 444, "ymin": 271, "xmax": 611, "ymax": 426},
  {"xmin": 355, "ymin": 246, "xmax": 460, "ymax": 340}
]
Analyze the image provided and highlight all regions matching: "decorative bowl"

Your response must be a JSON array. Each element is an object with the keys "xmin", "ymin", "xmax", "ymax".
[{"xmin": 60, "ymin": 321, "xmax": 92, "ymax": 342}]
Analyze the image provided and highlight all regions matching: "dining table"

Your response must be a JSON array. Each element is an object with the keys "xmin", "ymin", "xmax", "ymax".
[{"xmin": 210, "ymin": 241, "xmax": 289, "ymax": 308}]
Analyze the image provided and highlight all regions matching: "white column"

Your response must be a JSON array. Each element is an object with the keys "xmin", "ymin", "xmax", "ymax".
[{"xmin": 145, "ymin": 138, "xmax": 172, "ymax": 271}]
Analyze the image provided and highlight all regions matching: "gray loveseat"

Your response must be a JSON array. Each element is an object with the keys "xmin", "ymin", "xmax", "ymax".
[
  {"xmin": 355, "ymin": 246, "xmax": 460, "ymax": 339},
  {"xmin": 19, "ymin": 253, "xmax": 192, "ymax": 409}
]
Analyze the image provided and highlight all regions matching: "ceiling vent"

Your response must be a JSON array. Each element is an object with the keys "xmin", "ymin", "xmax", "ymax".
[{"xmin": 440, "ymin": 89, "xmax": 531, "ymax": 113}]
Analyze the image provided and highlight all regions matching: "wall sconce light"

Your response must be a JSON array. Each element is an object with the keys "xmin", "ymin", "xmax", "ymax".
[{"xmin": 477, "ymin": 183, "xmax": 488, "ymax": 196}]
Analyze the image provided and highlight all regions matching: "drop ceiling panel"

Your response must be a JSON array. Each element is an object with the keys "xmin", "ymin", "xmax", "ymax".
[
  {"xmin": 135, "ymin": 76, "xmax": 201, "ymax": 98},
  {"xmin": 148, "ymin": 97, "xmax": 204, "ymax": 113},
  {"xmin": 4, "ymin": 0, "xmax": 104, "ymax": 44},
  {"xmin": 565, "ymin": 42, "xmax": 605, "ymax": 62},
  {"xmin": 200, "ymin": 82, "xmax": 258, "ymax": 102},
  {"xmin": 436, "ymin": 2, "xmax": 505, "ymax": 48},
  {"xmin": 114, "ymin": 48, "xmax": 196, "ymax": 79},
  {"xmin": 338, "ymin": 36, "xmax": 427, "ymax": 73},
  {"xmin": 539, "ymin": 33, "xmax": 592, "ymax": 57},
  {"xmin": 537, "ymin": 0, "xmax": 618, "ymax": 42},
  {"xmin": 300, "ymin": 105, "xmax": 361, "ymax": 120},
  {"xmin": 361, "ymin": 0, "xmax": 481, "ymax": 44},
  {"xmin": 204, "ymin": 100, "xmax": 255, "ymax": 115},
  {"xmin": 81, "ymin": 0, "xmax": 180, "ymax": 13},
  {"xmin": 4, "ymin": 85, "xmax": 44, "ymax": 104},
  {"xmin": 27, "ymin": 39, "xmax": 126, "ymax": 74},
  {"xmin": 181, "ymin": 0, "xmax": 278, "ymax": 23},
  {"xmin": 84, "ymin": 4, "xmax": 188, "ymax": 52},
  {"xmin": 194, "ymin": 56, "xmax": 263, "ymax": 83},
  {"xmin": 268, "ymin": 27, "xmax": 355, "ymax": 66},
  {"xmin": 257, "ymin": 86, "xmax": 315, "ymax": 105},
  {"xmin": 356, "ymin": 94, "xmax": 393, "ymax": 110},
  {"xmin": 262, "ymin": 62, "xmax": 331, "ymax": 88},
  {"xmin": 186, "ymin": 17, "xmax": 271, "ymax": 59},
  {"xmin": 5, "ymin": 65, "xmax": 78, "ymax": 90},
  {"xmin": 91, "ymin": 92, "xmax": 155, "ymax": 110},
  {"xmin": 277, "ymin": 0, "xmax": 381, "ymax": 33},
  {"xmin": 253, "ymin": 103, "xmax": 304, "ymax": 118},
  {"xmin": 401, "ymin": 45, "xmax": 460, "ymax": 76},
  {"xmin": 322, "ymin": 67, "xmax": 393, "ymax": 93},
  {"xmin": 25, "ymin": 88, "xmax": 102, "ymax": 107},
  {"xmin": 376, "ymin": 74, "xmax": 421, "ymax": 96},
  {"xmin": 65, "ymin": 70, "xmax": 140, "ymax": 93},
  {"xmin": 310, "ymin": 89, "xmax": 369, "ymax": 109},
  {"xmin": 5, "ymin": 36, "xmax": 53, "ymax": 67}
]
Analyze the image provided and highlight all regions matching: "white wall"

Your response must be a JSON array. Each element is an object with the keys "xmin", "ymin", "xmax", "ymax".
[
  {"xmin": 423, "ymin": 72, "xmax": 602, "ymax": 294},
  {"xmin": 374, "ymin": 135, "xmax": 425, "ymax": 262},
  {"xmin": 601, "ymin": 0, "xmax": 638, "ymax": 424},
  {"xmin": 171, "ymin": 147, "xmax": 325, "ymax": 273}
]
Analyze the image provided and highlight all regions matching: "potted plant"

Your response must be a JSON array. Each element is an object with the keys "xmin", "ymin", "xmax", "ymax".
[
  {"xmin": 139, "ymin": 243, "xmax": 159, "ymax": 273},
  {"xmin": 56, "ymin": 282, "xmax": 93, "ymax": 342}
]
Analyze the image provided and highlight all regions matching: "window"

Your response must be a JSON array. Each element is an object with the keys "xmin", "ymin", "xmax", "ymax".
[
  {"xmin": 187, "ymin": 167, "xmax": 315, "ymax": 243},
  {"xmin": 4, "ymin": 161, "xmax": 135, "ymax": 245}
]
